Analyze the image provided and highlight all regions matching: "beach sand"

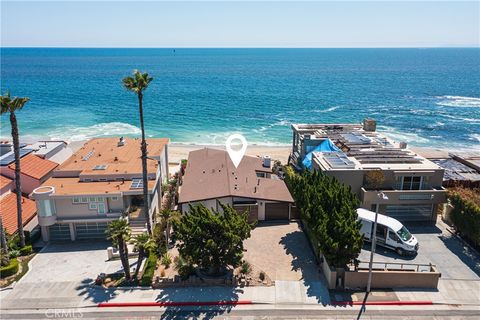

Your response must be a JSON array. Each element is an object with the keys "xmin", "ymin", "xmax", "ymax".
[{"xmin": 67, "ymin": 140, "xmax": 452, "ymax": 166}]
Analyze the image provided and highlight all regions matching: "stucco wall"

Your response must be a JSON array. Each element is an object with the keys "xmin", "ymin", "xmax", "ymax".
[
  {"xmin": 344, "ymin": 268, "xmax": 441, "ymax": 289},
  {"xmin": 2, "ymin": 168, "xmax": 41, "ymax": 195}
]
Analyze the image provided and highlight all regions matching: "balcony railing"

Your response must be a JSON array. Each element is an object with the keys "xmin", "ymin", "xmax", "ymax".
[{"xmin": 361, "ymin": 187, "xmax": 447, "ymax": 203}]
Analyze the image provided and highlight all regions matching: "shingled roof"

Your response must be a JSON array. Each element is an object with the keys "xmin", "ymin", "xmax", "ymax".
[{"xmin": 178, "ymin": 148, "xmax": 293, "ymax": 204}]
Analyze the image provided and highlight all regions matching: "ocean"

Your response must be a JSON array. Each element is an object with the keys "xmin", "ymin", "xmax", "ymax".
[{"xmin": 1, "ymin": 48, "xmax": 479, "ymax": 151}]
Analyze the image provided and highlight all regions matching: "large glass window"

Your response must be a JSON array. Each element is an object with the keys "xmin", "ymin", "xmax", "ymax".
[
  {"xmin": 39, "ymin": 200, "xmax": 55, "ymax": 217},
  {"xmin": 397, "ymin": 176, "xmax": 424, "ymax": 190}
]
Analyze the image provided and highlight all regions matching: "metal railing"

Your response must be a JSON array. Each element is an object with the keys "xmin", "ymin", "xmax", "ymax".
[{"xmin": 355, "ymin": 260, "xmax": 436, "ymax": 273}]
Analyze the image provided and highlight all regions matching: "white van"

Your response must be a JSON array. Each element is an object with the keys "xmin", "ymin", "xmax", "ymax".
[{"xmin": 357, "ymin": 208, "xmax": 419, "ymax": 255}]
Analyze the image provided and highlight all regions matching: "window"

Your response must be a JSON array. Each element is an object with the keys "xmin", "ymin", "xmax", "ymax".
[
  {"xmin": 73, "ymin": 197, "xmax": 80, "ymax": 204},
  {"xmin": 397, "ymin": 226, "xmax": 413, "ymax": 242},
  {"xmin": 397, "ymin": 176, "xmax": 424, "ymax": 190},
  {"xmin": 80, "ymin": 197, "xmax": 88, "ymax": 203},
  {"xmin": 89, "ymin": 202, "xmax": 97, "ymax": 210},
  {"xmin": 39, "ymin": 200, "xmax": 55, "ymax": 217},
  {"xmin": 84, "ymin": 178, "xmax": 92, "ymax": 182},
  {"xmin": 389, "ymin": 231, "xmax": 402, "ymax": 243},
  {"xmin": 111, "ymin": 196, "xmax": 118, "ymax": 201},
  {"xmin": 97, "ymin": 197, "xmax": 104, "ymax": 202},
  {"xmin": 256, "ymin": 172, "xmax": 266, "ymax": 178},
  {"xmin": 97, "ymin": 203, "xmax": 106, "ymax": 214},
  {"xmin": 99, "ymin": 178, "xmax": 107, "ymax": 182},
  {"xmin": 89, "ymin": 197, "xmax": 96, "ymax": 202}
]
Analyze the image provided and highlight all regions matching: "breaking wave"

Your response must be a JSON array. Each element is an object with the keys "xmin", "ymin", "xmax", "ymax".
[
  {"xmin": 435, "ymin": 95, "xmax": 480, "ymax": 108},
  {"xmin": 47, "ymin": 122, "xmax": 141, "ymax": 142}
]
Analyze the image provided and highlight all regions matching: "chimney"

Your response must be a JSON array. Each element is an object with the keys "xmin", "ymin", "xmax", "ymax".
[
  {"xmin": 362, "ymin": 118, "xmax": 377, "ymax": 132},
  {"xmin": 399, "ymin": 141, "xmax": 407, "ymax": 149},
  {"xmin": 262, "ymin": 155, "xmax": 271, "ymax": 168}
]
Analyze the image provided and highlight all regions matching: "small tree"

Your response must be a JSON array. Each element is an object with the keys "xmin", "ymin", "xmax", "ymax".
[
  {"xmin": 285, "ymin": 167, "xmax": 363, "ymax": 268},
  {"xmin": 172, "ymin": 203, "xmax": 254, "ymax": 275},
  {"xmin": 1, "ymin": 92, "xmax": 30, "ymax": 248},
  {"xmin": 0, "ymin": 218, "xmax": 9, "ymax": 266},
  {"xmin": 158, "ymin": 209, "xmax": 180, "ymax": 250},
  {"xmin": 106, "ymin": 219, "xmax": 131, "ymax": 280},
  {"xmin": 130, "ymin": 233, "xmax": 156, "ymax": 280}
]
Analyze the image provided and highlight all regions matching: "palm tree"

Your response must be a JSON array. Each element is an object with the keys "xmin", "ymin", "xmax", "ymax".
[
  {"xmin": 0, "ymin": 218, "xmax": 9, "ymax": 266},
  {"xmin": 1, "ymin": 92, "xmax": 30, "ymax": 248},
  {"xmin": 158, "ymin": 209, "xmax": 180, "ymax": 250},
  {"xmin": 122, "ymin": 70, "xmax": 154, "ymax": 235},
  {"xmin": 106, "ymin": 219, "xmax": 132, "ymax": 280},
  {"xmin": 131, "ymin": 233, "xmax": 156, "ymax": 280}
]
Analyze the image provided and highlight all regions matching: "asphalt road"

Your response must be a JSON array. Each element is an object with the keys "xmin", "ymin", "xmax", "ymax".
[{"xmin": 2, "ymin": 307, "xmax": 480, "ymax": 319}]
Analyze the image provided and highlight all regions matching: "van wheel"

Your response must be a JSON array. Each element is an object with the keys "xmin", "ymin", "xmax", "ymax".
[{"xmin": 395, "ymin": 248, "xmax": 404, "ymax": 255}]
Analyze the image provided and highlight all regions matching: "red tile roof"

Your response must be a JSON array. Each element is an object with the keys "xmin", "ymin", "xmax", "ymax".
[
  {"xmin": 8, "ymin": 153, "xmax": 58, "ymax": 180},
  {"xmin": 0, "ymin": 192, "xmax": 37, "ymax": 235},
  {"xmin": 0, "ymin": 175, "xmax": 13, "ymax": 190}
]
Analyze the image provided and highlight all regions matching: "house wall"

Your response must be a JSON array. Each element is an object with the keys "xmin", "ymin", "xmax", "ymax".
[
  {"xmin": 181, "ymin": 197, "xmax": 233, "ymax": 214},
  {"xmin": 53, "ymin": 196, "xmax": 124, "ymax": 218},
  {"xmin": 2, "ymin": 168, "xmax": 41, "ymax": 195},
  {"xmin": 0, "ymin": 179, "xmax": 14, "ymax": 195}
]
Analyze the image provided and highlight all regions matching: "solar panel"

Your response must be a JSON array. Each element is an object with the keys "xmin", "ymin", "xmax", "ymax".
[
  {"xmin": 0, "ymin": 148, "xmax": 33, "ymax": 166},
  {"xmin": 93, "ymin": 164, "xmax": 107, "ymax": 170},
  {"xmin": 341, "ymin": 133, "xmax": 371, "ymax": 145},
  {"xmin": 322, "ymin": 152, "xmax": 356, "ymax": 169},
  {"xmin": 82, "ymin": 150, "xmax": 94, "ymax": 161},
  {"xmin": 130, "ymin": 178, "xmax": 143, "ymax": 189}
]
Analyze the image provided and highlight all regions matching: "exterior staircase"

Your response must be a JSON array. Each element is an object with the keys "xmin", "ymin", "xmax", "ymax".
[{"xmin": 129, "ymin": 215, "xmax": 148, "ymax": 236}]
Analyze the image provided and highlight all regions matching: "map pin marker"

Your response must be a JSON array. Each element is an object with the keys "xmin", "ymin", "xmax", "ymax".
[{"xmin": 226, "ymin": 134, "xmax": 248, "ymax": 168}]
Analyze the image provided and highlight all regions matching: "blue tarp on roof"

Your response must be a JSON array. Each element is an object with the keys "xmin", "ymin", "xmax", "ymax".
[{"xmin": 302, "ymin": 139, "xmax": 340, "ymax": 169}]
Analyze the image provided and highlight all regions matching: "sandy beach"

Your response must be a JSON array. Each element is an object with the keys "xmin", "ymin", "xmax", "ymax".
[{"xmin": 68, "ymin": 140, "xmax": 454, "ymax": 167}]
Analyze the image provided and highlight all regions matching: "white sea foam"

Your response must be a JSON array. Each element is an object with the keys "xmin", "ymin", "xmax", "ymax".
[
  {"xmin": 47, "ymin": 122, "xmax": 141, "ymax": 142},
  {"xmin": 469, "ymin": 134, "xmax": 480, "ymax": 143},
  {"xmin": 313, "ymin": 106, "xmax": 339, "ymax": 113},
  {"xmin": 439, "ymin": 114, "xmax": 480, "ymax": 123},
  {"xmin": 378, "ymin": 126, "xmax": 430, "ymax": 144},
  {"xmin": 435, "ymin": 95, "xmax": 480, "ymax": 108}
]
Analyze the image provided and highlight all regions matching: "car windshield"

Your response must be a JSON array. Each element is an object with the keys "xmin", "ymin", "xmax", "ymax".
[{"xmin": 397, "ymin": 226, "xmax": 412, "ymax": 242}]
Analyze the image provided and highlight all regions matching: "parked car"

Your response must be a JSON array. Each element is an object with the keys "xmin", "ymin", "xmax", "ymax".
[{"xmin": 357, "ymin": 208, "xmax": 419, "ymax": 255}]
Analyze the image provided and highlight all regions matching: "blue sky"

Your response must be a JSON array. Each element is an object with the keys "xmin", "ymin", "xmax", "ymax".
[{"xmin": 1, "ymin": 1, "xmax": 479, "ymax": 47}]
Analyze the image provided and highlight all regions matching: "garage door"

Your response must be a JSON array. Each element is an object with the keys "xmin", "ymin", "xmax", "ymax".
[
  {"xmin": 265, "ymin": 203, "xmax": 289, "ymax": 220},
  {"xmin": 75, "ymin": 222, "xmax": 108, "ymax": 240},
  {"xmin": 49, "ymin": 224, "xmax": 71, "ymax": 241},
  {"xmin": 234, "ymin": 205, "xmax": 258, "ymax": 222},
  {"xmin": 385, "ymin": 204, "xmax": 433, "ymax": 222}
]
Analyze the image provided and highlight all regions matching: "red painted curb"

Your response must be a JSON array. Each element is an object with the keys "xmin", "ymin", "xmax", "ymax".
[
  {"xmin": 98, "ymin": 300, "xmax": 252, "ymax": 308},
  {"xmin": 333, "ymin": 300, "xmax": 433, "ymax": 306}
]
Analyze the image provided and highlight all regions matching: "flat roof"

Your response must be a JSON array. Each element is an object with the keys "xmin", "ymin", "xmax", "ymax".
[
  {"xmin": 8, "ymin": 153, "xmax": 59, "ymax": 180},
  {"xmin": 293, "ymin": 123, "xmax": 441, "ymax": 171},
  {"xmin": 179, "ymin": 148, "xmax": 294, "ymax": 204},
  {"xmin": 56, "ymin": 137, "xmax": 169, "ymax": 176},
  {"xmin": 38, "ymin": 176, "xmax": 157, "ymax": 196},
  {"xmin": 27, "ymin": 140, "xmax": 67, "ymax": 156}
]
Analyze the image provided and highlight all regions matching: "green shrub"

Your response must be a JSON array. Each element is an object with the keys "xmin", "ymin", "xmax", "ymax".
[
  {"xmin": 240, "ymin": 261, "xmax": 251, "ymax": 275},
  {"xmin": 449, "ymin": 190, "xmax": 480, "ymax": 247},
  {"xmin": 8, "ymin": 250, "xmax": 20, "ymax": 259},
  {"xmin": 161, "ymin": 253, "xmax": 172, "ymax": 268},
  {"xmin": 174, "ymin": 255, "xmax": 195, "ymax": 280},
  {"xmin": 139, "ymin": 252, "xmax": 157, "ymax": 286},
  {"xmin": 19, "ymin": 245, "xmax": 33, "ymax": 256},
  {"xmin": 0, "ymin": 258, "xmax": 19, "ymax": 278}
]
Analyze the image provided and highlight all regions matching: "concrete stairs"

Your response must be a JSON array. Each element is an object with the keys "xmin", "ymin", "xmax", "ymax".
[{"xmin": 129, "ymin": 216, "xmax": 148, "ymax": 236}]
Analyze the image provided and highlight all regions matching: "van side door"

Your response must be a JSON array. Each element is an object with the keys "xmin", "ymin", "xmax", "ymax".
[{"xmin": 375, "ymin": 224, "xmax": 387, "ymax": 246}]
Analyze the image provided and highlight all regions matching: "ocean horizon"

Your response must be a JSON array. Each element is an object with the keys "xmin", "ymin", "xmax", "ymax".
[{"xmin": 1, "ymin": 48, "xmax": 479, "ymax": 151}]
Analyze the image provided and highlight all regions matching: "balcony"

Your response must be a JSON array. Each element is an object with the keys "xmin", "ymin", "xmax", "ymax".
[{"xmin": 360, "ymin": 187, "xmax": 447, "ymax": 204}]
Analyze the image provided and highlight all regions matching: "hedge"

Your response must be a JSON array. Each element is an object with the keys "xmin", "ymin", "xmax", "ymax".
[
  {"xmin": 19, "ymin": 245, "xmax": 33, "ymax": 256},
  {"xmin": 139, "ymin": 252, "xmax": 158, "ymax": 286},
  {"xmin": 0, "ymin": 258, "xmax": 19, "ymax": 278},
  {"xmin": 449, "ymin": 191, "xmax": 480, "ymax": 247}
]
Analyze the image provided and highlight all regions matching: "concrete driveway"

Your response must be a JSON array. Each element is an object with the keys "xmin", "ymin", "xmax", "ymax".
[
  {"xmin": 1, "ymin": 241, "xmax": 136, "ymax": 309},
  {"xmin": 243, "ymin": 221, "xmax": 320, "ymax": 282},
  {"xmin": 358, "ymin": 221, "xmax": 480, "ymax": 280}
]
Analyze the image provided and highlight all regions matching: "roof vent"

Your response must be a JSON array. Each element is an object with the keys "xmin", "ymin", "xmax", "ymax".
[
  {"xmin": 118, "ymin": 137, "xmax": 125, "ymax": 147},
  {"xmin": 262, "ymin": 155, "xmax": 271, "ymax": 168}
]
